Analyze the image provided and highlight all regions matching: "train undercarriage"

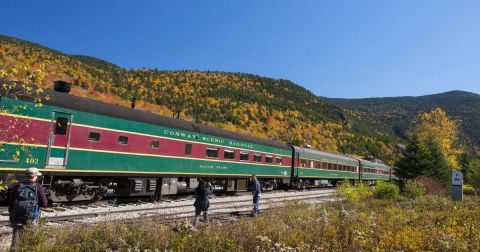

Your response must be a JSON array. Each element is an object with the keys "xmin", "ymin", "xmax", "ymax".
[
  {"xmin": 43, "ymin": 176, "xmax": 342, "ymax": 202},
  {"xmin": 2, "ymin": 173, "xmax": 360, "ymax": 202},
  {"xmin": 40, "ymin": 175, "xmax": 295, "ymax": 202}
]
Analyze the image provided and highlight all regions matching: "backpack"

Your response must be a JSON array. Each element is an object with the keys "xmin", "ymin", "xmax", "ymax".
[{"xmin": 10, "ymin": 183, "xmax": 39, "ymax": 223}]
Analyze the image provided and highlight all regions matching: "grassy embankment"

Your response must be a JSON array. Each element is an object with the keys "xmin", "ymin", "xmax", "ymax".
[{"xmin": 13, "ymin": 183, "xmax": 480, "ymax": 251}]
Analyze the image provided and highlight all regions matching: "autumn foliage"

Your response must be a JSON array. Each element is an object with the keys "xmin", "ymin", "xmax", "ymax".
[{"xmin": 0, "ymin": 34, "xmax": 401, "ymax": 163}]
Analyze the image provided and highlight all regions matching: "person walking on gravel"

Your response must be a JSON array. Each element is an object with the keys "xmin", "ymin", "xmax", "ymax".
[
  {"xmin": 193, "ymin": 179, "xmax": 213, "ymax": 226},
  {"xmin": 9, "ymin": 167, "xmax": 48, "ymax": 252},
  {"xmin": 250, "ymin": 174, "xmax": 261, "ymax": 216}
]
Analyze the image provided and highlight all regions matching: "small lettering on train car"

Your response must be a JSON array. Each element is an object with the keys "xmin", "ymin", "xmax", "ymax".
[
  {"xmin": 228, "ymin": 141, "xmax": 254, "ymax": 149},
  {"xmin": 202, "ymin": 136, "xmax": 225, "ymax": 144},
  {"xmin": 163, "ymin": 130, "xmax": 199, "ymax": 140}
]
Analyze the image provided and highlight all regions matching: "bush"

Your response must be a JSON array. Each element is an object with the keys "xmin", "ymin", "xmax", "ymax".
[
  {"xmin": 413, "ymin": 176, "xmax": 448, "ymax": 196},
  {"xmin": 463, "ymin": 184, "xmax": 477, "ymax": 196},
  {"xmin": 336, "ymin": 181, "xmax": 372, "ymax": 202},
  {"xmin": 374, "ymin": 181, "xmax": 400, "ymax": 200},
  {"xmin": 404, "ymin": 182, "xmax": 425, "ymax": 199}
]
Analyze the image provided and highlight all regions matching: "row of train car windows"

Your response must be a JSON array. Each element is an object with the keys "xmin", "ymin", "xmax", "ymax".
[
  {"xmin": 87, "ymin": 132, "xmax": 283, "ymax": 164},
  {"xmin": 88, "ymin": 132, "xmax": 129, "ymax": 145},
  {"xmin": 88, "ymin": 132, "xmax": 159, "ymax": 147},
  {"xmin": 362, "ymin": 168, "xmax": 390, "ymax": 174},
  {"xmin": 206, "ymin": 147, "xmax": 282, "ymax": 164},
  {"xmin": 300, "ymin": 159, "xmax": 357, "ymax": 172}
]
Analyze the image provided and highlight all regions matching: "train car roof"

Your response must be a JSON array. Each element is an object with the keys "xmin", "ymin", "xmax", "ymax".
[
  {"xmin": 359, "ymin": 159, "xmax": 391, "ymax": 170},
  {"xmin": 292, "ymin": 146, "xmax": 359, "ymax": 166},
  {"xmin": 7, "ymin": 86, "xmax": 291, "ymax": 150}
]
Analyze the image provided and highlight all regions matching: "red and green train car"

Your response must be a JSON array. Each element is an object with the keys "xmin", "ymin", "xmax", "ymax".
[{"xmin": 0, "ymin": 84, "xmax": 397, "ymax": 201}]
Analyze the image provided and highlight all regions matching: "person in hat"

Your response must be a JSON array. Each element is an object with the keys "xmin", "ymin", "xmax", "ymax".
[{"xmin": 9, "ymin": 167, "xmax": 48, "ymax": 252}]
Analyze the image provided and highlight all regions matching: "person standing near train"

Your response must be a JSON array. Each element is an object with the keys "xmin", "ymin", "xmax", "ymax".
[
  {"xmin": 250, "ymin": 174, "xmax": 261, "ymax": 216},
  {"xmin": 9, "ymin": 167, "xmax": 48, "ymax": 252},
  {"xmin": 193, "ymin": 179, "xmax": 213, "ymax": 226}
]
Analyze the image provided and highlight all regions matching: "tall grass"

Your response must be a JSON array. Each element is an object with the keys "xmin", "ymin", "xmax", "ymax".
[{"xmin": 16, "ymin": 196, "xmax": 480, "ymax": 251}]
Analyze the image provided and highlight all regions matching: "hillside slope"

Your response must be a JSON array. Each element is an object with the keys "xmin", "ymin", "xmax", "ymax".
[
  {"xmin": 329, "ymin": 91, "xmax": 480, "ymax": 149},
  {"xmin": 6, "ymin": 34, "xmax": 478, "ymax": 162}
]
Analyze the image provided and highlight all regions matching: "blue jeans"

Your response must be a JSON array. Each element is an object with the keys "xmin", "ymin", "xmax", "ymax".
[{"xmin": 253, "ymin": 194, "xmax": 260, "ymax": 215}]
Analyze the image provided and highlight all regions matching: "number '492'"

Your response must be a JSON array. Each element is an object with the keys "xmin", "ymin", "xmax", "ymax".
[{"xmin": 25, "ymin": 158, "xmax": 39, "ymax": 165}]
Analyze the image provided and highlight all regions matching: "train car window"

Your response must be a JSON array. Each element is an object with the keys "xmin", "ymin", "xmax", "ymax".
[
  {"xmin": 310, "ymin": 160, "xmax": 314, "ymax": 168},
  {"xmin": 240, "ymin": 151, "xmax": 249, "ymax": 161},
  {"xmin": 327, "ymin": 163, "xmax": 332, "ymax": 170},
  {"xmin": 118, "ymin": 136, "xmax": 129, "ymax": 145},
  {"xmin": 275, "ymin": 157, "xmax": 283, "ymax": 165},
  {"xmin": 150, "ymin": 141, "xmax": 159, "ymax": 149},
  {"xmin": 253, "ymin": 154, "xmax": 262, "ymax": 162},
  {"xmin": 206, "ymin": 148, "xmax": 218, "ymax": 158},
  {"xmin": 300, "ymin": 159, "xmax": 306, "ymax": 167},
  {"xmin": 88, "ymin": 132, "xmax": 101, "ymax": 142},
  {"xmin": 224, "ymin": 150, "xmax": 235, "ymax": 160},
  {"xmin": 54, "ymin": 117, "xmax": 68, "ymax": 135},
  {"xmin": 185, "ymin": 144, "xmax": 192, "ymax": 156},
  {"xmin": 322, "ymin": 162, "xmax": 327, "ymax": 169},
  {"xmin": 265, "ymin": 155, "xmax": 273, "ymax": 163}
]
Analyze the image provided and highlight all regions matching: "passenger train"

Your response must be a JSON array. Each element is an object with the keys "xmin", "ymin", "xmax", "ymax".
[{"xmin": 0, "ymin": 82, "xmax": 397, "ymax": 201}]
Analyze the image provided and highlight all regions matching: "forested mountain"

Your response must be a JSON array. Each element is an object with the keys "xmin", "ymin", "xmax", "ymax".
[
  {"xmin": 329, "ymin": 91, "xmax": 480, "ymax": 151},
  {"xmin": 2, "ymin": 34, "xmax": 478, "ymax": 163}
]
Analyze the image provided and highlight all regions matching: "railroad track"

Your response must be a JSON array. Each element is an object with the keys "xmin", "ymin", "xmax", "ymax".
[{"xmin": 0, "ymin": 188, "xmax": 337, "ymax": 235}]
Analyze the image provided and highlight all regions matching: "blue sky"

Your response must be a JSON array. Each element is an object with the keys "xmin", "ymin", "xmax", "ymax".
[{"xmin": 2, "ymin": 1, "xmax": 480, "ymax": 98}]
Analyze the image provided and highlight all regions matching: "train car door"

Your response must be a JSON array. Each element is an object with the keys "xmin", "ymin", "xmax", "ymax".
[{"xmin": 45, "ymin": 111, "xmax": 73, "ymax": 168}]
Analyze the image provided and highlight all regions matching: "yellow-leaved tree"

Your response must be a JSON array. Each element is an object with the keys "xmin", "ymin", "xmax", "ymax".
[
  {"xmin": 411, "ymin": 108, "xmax": 462, "ymax": 170},
  {"xmin": 0, "ymin": 63, "xmax": 48, "ymax": 191}
]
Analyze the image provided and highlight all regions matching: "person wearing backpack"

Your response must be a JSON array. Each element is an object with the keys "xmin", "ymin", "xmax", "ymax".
[{"xmin": 8, "ymin": 167, "xmax": 48, "ymax": 252}]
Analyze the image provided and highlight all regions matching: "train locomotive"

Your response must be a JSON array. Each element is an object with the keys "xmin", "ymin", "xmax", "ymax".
[{"xmin": 0, "ymin": 82, "xmax": 397, "ymax": 201}]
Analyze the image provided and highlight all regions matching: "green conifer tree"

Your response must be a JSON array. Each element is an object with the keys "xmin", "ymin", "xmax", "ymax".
[
  {"xmin": 395, "ymin": 135, "xmax": 433, "ymax": 179},
  {"xmin": 425, "ymin": 139, "xmax": 451, "ymax": 183}
]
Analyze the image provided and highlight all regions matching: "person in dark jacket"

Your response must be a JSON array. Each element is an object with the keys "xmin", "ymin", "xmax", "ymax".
[
  {"xmin": 9, "ymin": 167, "xmax": 48, "ymax": 252},
  {"xmin": 193, "ymin": 179, "xmax": 213, "ymax": 226},
  {"xmin": 250, "ymin": 174, "xmax": 261, "ymax": 216}
]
